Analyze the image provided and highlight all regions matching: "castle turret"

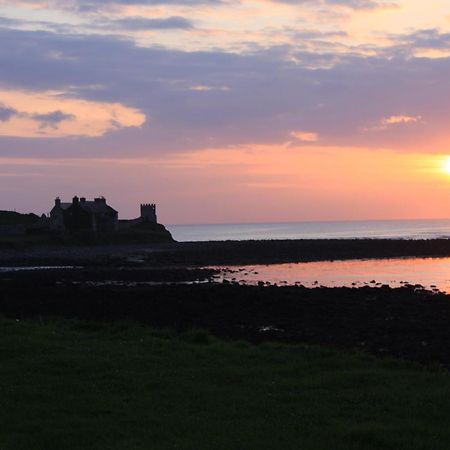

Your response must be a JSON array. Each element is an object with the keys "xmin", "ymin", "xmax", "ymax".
[{"xmin": 140, "ymin": 203, "xmax": 157, "ymax": 223}]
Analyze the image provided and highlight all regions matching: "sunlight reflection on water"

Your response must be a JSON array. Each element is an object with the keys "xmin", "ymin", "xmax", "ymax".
[{"xmin": 213, "ymin": 257, "xmax": 450, "ymax": 293}]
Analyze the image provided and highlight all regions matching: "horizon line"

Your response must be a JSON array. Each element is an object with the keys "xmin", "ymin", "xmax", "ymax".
[{"xmin": 165, "ymin": 217, "xmax": 450, "ymax": 227}]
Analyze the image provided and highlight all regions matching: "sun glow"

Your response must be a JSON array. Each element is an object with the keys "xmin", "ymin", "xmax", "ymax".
[{"xmin": 443, "ymin": 157, "xmax": 450, "ymax": 175}]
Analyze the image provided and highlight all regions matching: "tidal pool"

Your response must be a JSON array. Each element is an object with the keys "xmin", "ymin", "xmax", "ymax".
[
  {"xmin": 213, "ymin": 257, "xmax": 450, "ymax": 293},
  {"xmin": 0, "ymin": 266, "xmax": 77, "ymax": 273}
]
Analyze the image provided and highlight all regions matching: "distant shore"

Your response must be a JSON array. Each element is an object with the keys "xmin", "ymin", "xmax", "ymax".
[{"xmin": 3, "ymin": 238, "xmax": 450, "ymax": 266}]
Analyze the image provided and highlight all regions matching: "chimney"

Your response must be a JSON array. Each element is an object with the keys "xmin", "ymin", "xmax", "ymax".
[
  {"xmin": 55, "ymin": 197, "xmax": 61, "ymax": 207},
  {"xmin": 94, "ymin": 197, "xmax": 106, "ymax": 203},
  {"xmin": 72, "ymin": 196, "xmax": 79, "ymax": 205},
  {"xmin": 80, "ymin": 197, "xmax": 86, "ymax": 203}
]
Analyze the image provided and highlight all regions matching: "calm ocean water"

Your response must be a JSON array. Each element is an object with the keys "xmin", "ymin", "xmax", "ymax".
[{"xmin": 167, "ymin": 219, "xmax": 450, "ymax": 242}]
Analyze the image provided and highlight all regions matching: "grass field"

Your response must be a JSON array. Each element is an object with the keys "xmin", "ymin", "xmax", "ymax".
[{"xmin": 1, "ymin": 319, "xmax": 450, "ymax": 450}]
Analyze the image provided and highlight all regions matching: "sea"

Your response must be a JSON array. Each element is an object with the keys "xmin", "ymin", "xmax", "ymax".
[
  {"xmin": 167, "ymin": 219, "xmax": 450, "ymax": 242},
  {"xmin": 4, "ymin": 219, "xmax": 450, "ymax": 293},
  {"xmin": 4, "ymin": 219, "xmax": 450, "ymax": 291}
]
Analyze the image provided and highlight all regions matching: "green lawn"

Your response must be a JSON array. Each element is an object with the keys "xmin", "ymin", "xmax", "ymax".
[{"xmin": 1, "ymin": 319, "xmax": 450, "ymax": 450}]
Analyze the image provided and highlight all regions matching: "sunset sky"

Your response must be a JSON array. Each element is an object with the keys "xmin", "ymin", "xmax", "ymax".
[{"xmin": 1, "ymin": 0, "xmax": 450, "ymax": 223}]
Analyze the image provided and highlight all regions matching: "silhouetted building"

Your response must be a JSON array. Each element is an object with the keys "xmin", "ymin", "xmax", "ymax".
[
  {"xmin": 140, "ymin": 203, "xmax": 157, "ymax": 223},
  {"xmin": 51, "ymin": 196, "xmax": 118, "ymax": 233},
  {"xmin": 49, "ymin": 196, "xmax": 158, "ymax": 233},
  {"xmin": 49, "ymin": 197, "xmax": 71, "ymax": 231}
]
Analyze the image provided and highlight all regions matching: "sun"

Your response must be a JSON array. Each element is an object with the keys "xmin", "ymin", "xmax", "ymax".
[{"xmin": 443, "ymin": 157, "xmax": 450, "ymax": 174}]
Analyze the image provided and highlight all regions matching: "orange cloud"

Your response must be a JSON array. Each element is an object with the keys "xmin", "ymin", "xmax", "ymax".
[
  {"xmin": 363, "ymin": 114, "xmax": 423, "ymax": 132},
  {"xmin": 189, "ymin": 85, "xmax": 230, "ymax": 91},
  {"xmin": 383, "ymin": 115, "xmax": 422, "ymax": 125},
  {"xmin": 290, "ymin": 130, "xmax": 319, "ymax": 142},
  {"xmin": 0, "ymin": 89, "xmax": 145, "ymax": 138}
]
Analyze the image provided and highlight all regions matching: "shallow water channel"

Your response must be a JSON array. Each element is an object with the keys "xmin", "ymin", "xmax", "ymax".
[
  {"xmin": 213, "ymin": 257, "xmax": 450, "ymax": 293},
  {"xmin": 3, "ymin": 257, "xmax": 450, "ymax": 293},
  {"xmin": 0, "ymin": 266, "xmax": 77, "ymax": 273}
]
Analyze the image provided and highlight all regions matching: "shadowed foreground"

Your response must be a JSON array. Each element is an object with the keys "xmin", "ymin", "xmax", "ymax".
[
  {"xmin": 3, "ymin": 277, "xmax": 450, "ymax": 368},
  {"xmin": 1, "ymin": 319, "xmax": 450, "ymax": 450}
]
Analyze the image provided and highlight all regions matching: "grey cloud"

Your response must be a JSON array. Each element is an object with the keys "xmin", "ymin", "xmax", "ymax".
[
  {"xmin": 373, "ymin": 29, "xmax": 450, "ymax": 59},
  {"xmin": 0, "ymin": 17, "xmax": 23, "ymax": 27},
  {"xmin": 72, "ymin": 0, "xmax": 223, "ymax": 12},
  {"xmin": 0, "ymin": 105, "xmax": 17, "ymax": 122},
  {"xmin": 108, "ymin": 16, "xmax": 194, "ymax": 30},
  {"xmin": 0, "ymin": 104, "xmax": 75, "ymax": 128},
  {"xmin": 272, "ymin": 0, "xmax": 396, "ymax": 9},
  {"xmin": 325, "ymin": 0, "xmax": 395, "ymax": 8},
  {"xmin": 31, "ymin": 111, "xmax": 76, "ymax": 129},
  {"xmin": 1, "ymin": 0, "xmax": 392, "ymax": 15},
  {"xmin": 0, "ymin": 27, "xmax": 448, "ymax": 157},
  {"xmin": 0, "ymin": 0, "xmax": 224, "ymax": 16},
  {"xmin": 88, "ymin": 0, "xmax": 222, "ymax": 3},
  {"xmin": 396, "ymin": 29, "xmax": 450, "ymax": 51}
]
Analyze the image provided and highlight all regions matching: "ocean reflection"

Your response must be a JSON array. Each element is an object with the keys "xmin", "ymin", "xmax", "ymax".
[{"xmin": 213, "ymin": 257, "xmax": 450, "ymax": 293}]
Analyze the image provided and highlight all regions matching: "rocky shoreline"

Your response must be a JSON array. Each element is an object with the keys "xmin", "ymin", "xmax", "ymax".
[
  {"xmin": 3, "ymin": 238, "xmax": 450, "ymax": 266},
  {"xmin": 1, "ymin": 267, "xmax": 450, "ymax": 368},
  {"xmin": 3, "ymin": 239, "xmax": 450, "ymax": 369}
]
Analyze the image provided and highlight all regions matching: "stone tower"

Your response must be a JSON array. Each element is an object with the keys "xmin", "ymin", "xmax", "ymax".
[{"xmin": 140, "ymin": 203, "xmax": 157, "ymax": 223}]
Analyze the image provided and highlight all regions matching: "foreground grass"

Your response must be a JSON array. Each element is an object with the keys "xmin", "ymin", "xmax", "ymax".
[{"xmin": 1, "ymin": 320, "xmax": 450, "ymax": 450}]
